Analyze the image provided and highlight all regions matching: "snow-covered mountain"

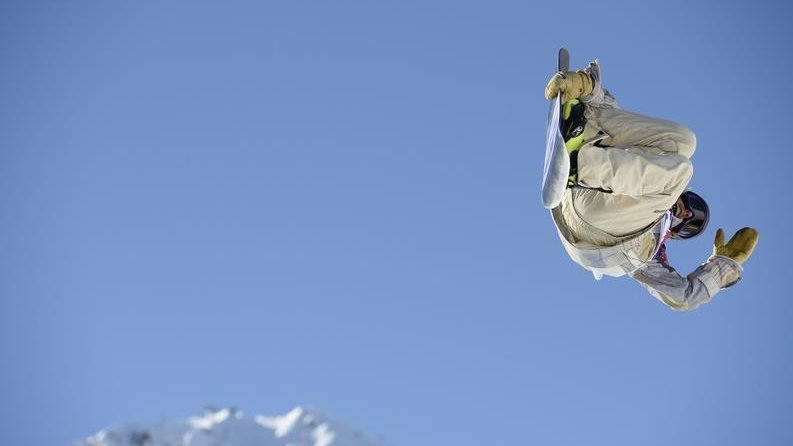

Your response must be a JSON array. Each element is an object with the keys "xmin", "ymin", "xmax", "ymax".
[{"xmin": 74, "ymin": 406, "xmax": 391, "ymax": 446}]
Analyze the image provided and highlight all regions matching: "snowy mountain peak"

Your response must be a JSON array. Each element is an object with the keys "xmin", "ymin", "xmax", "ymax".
[
  {"xmin": 188, "ymin": 407, "xmax": 239, "ymax": 430},
  {"xmin": 254, "ymin": 406, "xmax": 304, "ymax": 437},
  {"xmin": 75, "ymin": 406, "xmax": 389, "ymax": 446}
]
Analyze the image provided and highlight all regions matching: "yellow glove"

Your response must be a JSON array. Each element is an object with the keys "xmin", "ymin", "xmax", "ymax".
[
  {"xmin": 712, "ymin": 227, "xmax": 759, "ymax": 265},
  {"xmin": 544, "ymin": 70, "xmax": 594, "ymax": 103}
]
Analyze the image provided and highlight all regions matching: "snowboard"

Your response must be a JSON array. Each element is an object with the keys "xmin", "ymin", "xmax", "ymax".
[{"xmin": 541, "ymin": 48, "xmax": 571, "ymax": 209}]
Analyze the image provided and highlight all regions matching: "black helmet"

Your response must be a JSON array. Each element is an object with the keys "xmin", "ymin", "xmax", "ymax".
[{"xmin": 670, "ymin": 190, "xmax": 710, "ymax": 239}]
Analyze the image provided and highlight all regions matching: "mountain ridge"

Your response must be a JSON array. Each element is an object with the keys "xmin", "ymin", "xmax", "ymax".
[{"xmin": 74, "ymin": 406, "xmax": 391, "ymax": 446}]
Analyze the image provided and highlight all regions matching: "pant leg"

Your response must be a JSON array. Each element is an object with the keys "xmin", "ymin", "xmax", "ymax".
[
  {"xmin": 588, "ymin": 107, "xmax": 697, "ymax": 158},
  {"xmin": 569, "ymin": 184, "xmax": 687, "ymax": 237},
  {"xmin": 577, "ymin": 147, "xmax": 693, "ymax": 197}
]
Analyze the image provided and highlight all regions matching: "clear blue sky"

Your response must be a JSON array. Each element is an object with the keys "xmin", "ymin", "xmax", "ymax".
[{"xmin": 2, "ymin": 1, "xmax": 792, "ymax": 445}]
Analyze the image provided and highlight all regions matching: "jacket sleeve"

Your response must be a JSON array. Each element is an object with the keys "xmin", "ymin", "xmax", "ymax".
[
  {"xmin": 579, "ymin": 60, "xmax": 619, "ymax": 109},
  {"xmin": 630, "ymin": 255, "xmax": 743, "ymax": 311}
]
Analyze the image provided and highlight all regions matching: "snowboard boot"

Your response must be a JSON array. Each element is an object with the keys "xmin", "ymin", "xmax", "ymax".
[{"xmin": 561, "ymin": 98, "xmax": 586, "ymax": 186}]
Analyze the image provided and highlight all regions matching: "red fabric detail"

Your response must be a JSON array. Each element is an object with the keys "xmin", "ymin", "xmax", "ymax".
[{"xmin": 655, "ymin": 230, "xmax": 673, "ymax": 264}]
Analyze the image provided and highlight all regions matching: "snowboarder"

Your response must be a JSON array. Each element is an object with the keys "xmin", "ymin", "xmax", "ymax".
[{"xmin": 543, "ymin": 59, "xmax": 759, "ymax": 311}]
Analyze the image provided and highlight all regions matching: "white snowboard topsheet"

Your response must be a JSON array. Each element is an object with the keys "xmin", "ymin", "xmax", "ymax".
[{"xmin": 542, "ymin": 94, "xmax": 569, "ymax": 209}]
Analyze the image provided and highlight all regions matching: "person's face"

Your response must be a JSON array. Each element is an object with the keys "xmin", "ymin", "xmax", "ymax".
[{"xmin": 674, "ymin": 196, "xmax": 693, "ymax": 220}]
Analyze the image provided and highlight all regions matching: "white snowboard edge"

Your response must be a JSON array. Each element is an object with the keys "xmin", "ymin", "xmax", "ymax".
[{"xmin": 541, "ymin": 95, "xmax": 569, "ymax": 209}]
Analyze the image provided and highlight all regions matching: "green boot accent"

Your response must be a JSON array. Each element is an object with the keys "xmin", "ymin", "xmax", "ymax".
[
  {"xmin": 561, "ymin": 99, "xmax": 586, "ymax": 186},
  {"xmin": 562, "ymin": 99, "xmax": 586, "ymax": 153}
]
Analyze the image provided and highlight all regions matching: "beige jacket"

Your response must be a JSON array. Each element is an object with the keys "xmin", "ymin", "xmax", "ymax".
[{"xmin": 550, "ymin": 61, "xmax": 742, "ymax": 311}]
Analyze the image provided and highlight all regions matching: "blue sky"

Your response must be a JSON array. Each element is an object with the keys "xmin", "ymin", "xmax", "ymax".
[{"xmin": 2, "ymin": 1, "xmax": 792, "ymax": 445}]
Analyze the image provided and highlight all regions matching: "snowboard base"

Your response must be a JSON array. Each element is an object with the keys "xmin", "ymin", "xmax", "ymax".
[{"xmin": 541, "ymin": 48, "xmax": 571, "ymax": 209}]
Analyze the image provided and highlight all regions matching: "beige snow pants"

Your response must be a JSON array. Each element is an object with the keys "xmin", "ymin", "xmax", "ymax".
[{"xmin": 564, "ymin": 107, "xmax": 697, "ymax": 240}]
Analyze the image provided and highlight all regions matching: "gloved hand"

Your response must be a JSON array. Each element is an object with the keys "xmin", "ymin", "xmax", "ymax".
[
  {"xmin": 712, "ymin": 227, "xmax": 759, "ymax": 265},
  {"xmin": 544, "ymin": 70, "xmax": 594, "ymax": 103}
]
